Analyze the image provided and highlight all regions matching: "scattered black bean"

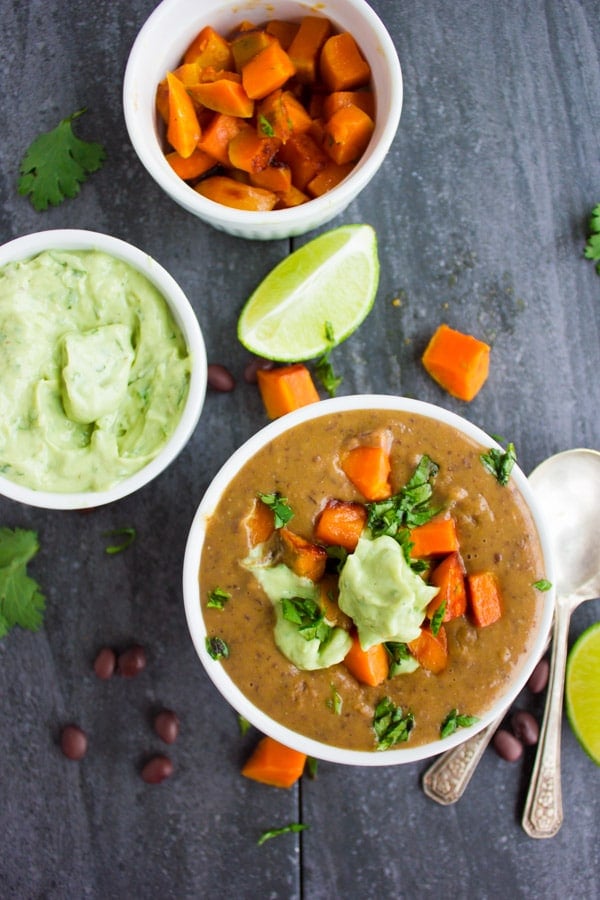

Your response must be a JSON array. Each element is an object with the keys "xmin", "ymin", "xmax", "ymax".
[
  {"xmin": 243, "ymin": 357, "xmax": 275, "ymax": 384},
  {"xmin": 117, "ymin": 644, "xmax": 147, "ymax": 678},
  {"xmin": 511, "ymin": 710, "xmax": 539, "ymax": 746},
  {"xmin": 207, "ymin": 363, "xmax": 235, "ymax": 392},
  {"xmin": 93, "ymin": 646, "xmax": 116, "ymax": 680},
  {"xmin": 493, "ymin": 728, "xmax": 523, "ymax": 762},
  {"xmin": 60, "ymin": 724, "xmax": 88, "ymax": 760},
  {"xmin": 154, "ymin": 709, "xmax": 180, "ymax": 745},
  {"xmin": 141, "ymin": 754, "xmax": 173, "ymax": 784},
  {"xmin": 527, "ymin": 657, "xmax": 550, "ymax": 694}
]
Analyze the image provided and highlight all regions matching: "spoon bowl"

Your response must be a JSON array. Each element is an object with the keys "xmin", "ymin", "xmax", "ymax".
[{"xmin": 522, "ymin": 448, "xmax": 600, "ymax": 838}]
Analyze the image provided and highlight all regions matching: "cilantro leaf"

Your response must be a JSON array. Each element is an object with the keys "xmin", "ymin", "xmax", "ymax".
[
  {"xmin": 440, "ymin": 708, "xmax": 479, "ymax": 739},
  {"xmin": 480, "ymin": 438, "xmax": 516, "ymax": 486},
  {"xmin": 205, "ymin": 636, "xmax": 229, "ymax": 660},
  {"xmin": 257, "ymin": 823, "xmax": 308, "ymax": 846},
  {"xmin": 18, "ymin": 108, "xmax": 106, "ymax": 211},
  {"xmin": 584, "ymin": 203, "xmax": 600, "ymax": 274},
  {"xmin": 314, "ymin": 322, "xmax": 342, "ymax": 397},
  {"xmin": 373, "ymin": 696, "xmax": 414, "ymax": 750},
  {"xmin": 0, "ymin": 528, "xmax": 45, "ymax": 636},
  {"xmin": 281, "ymin": 596, "xmax": 333, "ymax": 644},
  {"xmin": 104, "ymin": 526, "xmax": 136, "ymax": 554},
  {"xmin": 257, "ymin": 491, "xmax": 294, "ymax": 528},
  {"xmin": 533, "ymin": 578, "xmax": 552, "ymax": 591},
  {"xmin": 207, "ymin": 587, "xmax": 231, "ymax": 609}
]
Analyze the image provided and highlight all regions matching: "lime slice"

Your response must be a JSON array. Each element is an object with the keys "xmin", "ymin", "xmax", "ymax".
[
  {"xmin": 237, "ymin": 224, "xmax": 379, "ymax": 361},
  {"xmin": 565, "ymin": 621, "xmax": 600, "ymax": 765}
]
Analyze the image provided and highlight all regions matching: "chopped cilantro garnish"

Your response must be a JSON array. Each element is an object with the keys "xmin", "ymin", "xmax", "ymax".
[
  {"xmin": 257, "ymin": 491, "xmax": 294, "ymax": 528},
  {"xmin": 257, "ymin": 823, "xmax": 308, "ymax": 846},
  {"xmin": 440, "ymin": 708, "xmax": 479, "ymax": 739},
  {"xmin": 373, "ymin": 696, "xmax": 414, "ymax": 750},
  {"xmin": 207, "ymin": 587, "xmax": 231, "ymax": 609},
  {"xmin": 205, "ymin": 636, "xmax": 229, "ymax": 660},
  {"xmin": 430, "ymin": 600, "xmax": 447, "ymax": 636},
  {"xmin": 533, "ymin": 578, "xmax": 552, "ymax": 591},
  {"xmin": 0, "ymin": 528, "xmax": 46, "ymax": 637},
  {"xmin": 281, "ymin": 596, "xmax": 332, "ymax": 644},
  {"xmin": 366, "ymin": 455, "xmax": 441, "ymax": 561},
  {"xmin": 238, "ymin": 715, "xmax": 251, "ymax": 736},
  {"xmin": 18, "ymin": 108, "xmax": 106, "ymax": 211},
  {"xmin": 480, "ymin": 438, "xmax": 516, "ymax": 485},
  {"xmin": 385, "ymin": 641, "xmax": 412, "ymax": 677},
  {"xmin": 103, "ymin": 526, "xmax": 136, "ymax": 554},
  {"xmin": 314, "ymin": 322, "xmax": 342, "ymax": 397},
  {"xmin": 584, "ymin": 203, "xmax": 600, "ymax": 274},
  {"xmin": 326, "ymin": 683, "xmax": 343, "ymax": 714},
  {"xmin": 258, "ymin": 114, "xmax": 275, "ymax": 137}
]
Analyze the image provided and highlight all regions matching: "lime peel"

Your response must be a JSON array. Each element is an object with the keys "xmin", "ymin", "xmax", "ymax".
[
  {"xmin": 237, "ymin": 224, "xmax": 379, "ymax": 361},
  {"xmin": 565, "ymin": 621, "xmax": 600, "ymax": 765}
]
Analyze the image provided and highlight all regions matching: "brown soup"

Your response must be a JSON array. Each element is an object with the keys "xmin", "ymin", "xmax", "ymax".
[{"xmin": 199, "ymin": 409, "xmax": 546, "ymax": 752}]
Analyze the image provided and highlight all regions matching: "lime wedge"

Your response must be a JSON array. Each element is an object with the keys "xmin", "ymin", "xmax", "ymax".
[
  {"xmin": 237, "ymin": 224, "xmax": 379, "ymax": 361},
  {"xmin": 565, "ymin": 621, "xmax": 600, "ymax": 765}
]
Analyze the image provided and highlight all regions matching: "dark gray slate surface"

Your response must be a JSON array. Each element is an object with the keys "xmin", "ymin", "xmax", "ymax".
[{"xmin": 1, "ymin": 1, "xmax": 599, "ymax": 897}]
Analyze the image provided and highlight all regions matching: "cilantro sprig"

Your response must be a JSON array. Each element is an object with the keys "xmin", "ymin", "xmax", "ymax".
[
  {"xmin": 18, "ymin": 108, "xmax": 106, "ymax": 211},
  {"xmin": 373, "ymin": 696, "xmax": 415, "ymax": 750},
  {"xmin": 257, "ymin": 491, "xmax": 294, "ymax": 529},
  {"xmin": 314, "ymin": 322, "xmax": 342, "ymax": 397},
  {"xmin": 281, "ymin": 596, "xmax": 333, "ymax": 644},
  {"xmin": 584, "ymin": 203, "xmax": 600, "ymax": 274},
  {"xmin": 480, "ymin": 437, "xmax": 516, "ymax": 486},
  {"xmin": 257, "ymin": 823, "xmax": 308, "ymax": 846},
  {"xmin": 440, "ymin": 708, "xmax": 479, "ymax": 739},
  {"xmin": 0, "ymin": 528, "xmax": 46, "ymax": 638}
]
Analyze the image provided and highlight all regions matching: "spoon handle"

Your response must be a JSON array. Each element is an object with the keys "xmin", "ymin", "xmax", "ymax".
[
  {"xmin": 521, "ymin": 600, "xmax": 572, "ymax": 838},
  {"xmin": 422, "ymin": 716, "xmax": 501, "ymax": 804}
]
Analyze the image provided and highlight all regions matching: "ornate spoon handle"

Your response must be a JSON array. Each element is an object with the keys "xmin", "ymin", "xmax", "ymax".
[{"xmin": 422, "ymin": 716, "xmax": 501, "ymax": 805}]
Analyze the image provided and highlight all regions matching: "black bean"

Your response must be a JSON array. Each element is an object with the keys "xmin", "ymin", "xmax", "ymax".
[
  {"xmin": 93, "ymin": 646, "xmax": 116, "ymax": 680},
  {"xmin": 243, "ymin": 357, "xmax": 275, "ymax": 384},
  {"xmin": 141, "ymin": 755, "xmax": 173, "ymax": 784},
  {"xmin": 527, "ymin": 657, "xmax": 549, "ymax": 693},
  {"xmin": 154, "ymin": 709, "xmax": 180, "ymax": 744},
  {"xmin": 207, "ymin": 363, "xmax": 235, "ymax": 392},
  {"xmin": 511, "ymin": 710, "xmax": 539, "ymax": 746},
  {"xmin": 492, "ymin": 728, "xmax": 523, "ymax": 762},
  {"xmin": 60, "ymin": 724, "xmax": 88, "ymax": 760},
  {"xmin": 117, "ymin": 644, "xmax": 147, "ymax": 678}
]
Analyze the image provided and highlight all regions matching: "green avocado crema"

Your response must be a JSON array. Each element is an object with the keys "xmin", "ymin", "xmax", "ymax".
[
  {"xmin": 338, "ymin": 534, "xmax": 439, "ymax": 650},
  {"xmin": 244, "ymin": 532, "xmax": 439, "ymax": 672},
  {"xmin": 0, "ymin": 249, "xmax": 191, "ymax": 492}
]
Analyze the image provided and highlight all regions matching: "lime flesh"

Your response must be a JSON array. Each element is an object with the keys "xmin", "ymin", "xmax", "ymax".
[
  {"xmin": 565, "ymin": 621, "xmax": 600, "ymax": 765},
  {"xmin": 237, "ymin": 224, "xmax": 379, "ymax": 361}
]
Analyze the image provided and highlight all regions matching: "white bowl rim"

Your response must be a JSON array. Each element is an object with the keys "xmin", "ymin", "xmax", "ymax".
[
  {"xmin": 123, "ymin": 0, "xmax": 403, "ymax": 237},
  {"xmin": 0, "ymin": 228, "xmax": 207, "ymax": 510},
  {"xmin": 183, "ymin": 393, "xmax": 556, "ymax": 766}
]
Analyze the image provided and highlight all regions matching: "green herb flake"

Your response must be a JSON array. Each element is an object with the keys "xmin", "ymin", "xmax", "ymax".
[
  {"xmin": 584, "ymin": 203, "xmax": 600, "ymax": 274},
  {"xmin": 258, "ymin": 114, "xmax": 275, "ymax": 137},
  {"xmin": 238, "ymin": 715, "xmax": 251, "ymax": 736},
  {"xmin": 440, "ymin": 708, "xmax": 479, "ymax": 739},
  {"xmin": 373, "ymin": 696, "xmax": 415, "ymax": 750},
  {"xmin": 306, "ymin": 757, "xmax": 318, "ymax": 779},
  {"xmin": 367, "ymin": 454, "xmax": 441, "ymax": 558},
  {"xmin": 257, "ymin": 823, "xmax": 308, "ymax": 846},
  {"xmin": 314, "ymin": 321, "xmax": 342, "ymax": 397},
  {"xmin": 480, "ymin": 438, "xmax": 517, "ymax": 486},
  {"xmin": 385, "ymin": 641, "xmax": 411, "ymax": 677},
  {"xmin": 207, "ymin": 587, "xmax": 231, "ymax": 609},
  {"xmin": 18, "ymin": 108, "xmax": 106, "ymax": 211},
  {"xmin": 430, "ymin": 600, "xmax": 447, "ymax": 636},
  {"xmin": 257, "ymin": 491, "xmax": 294, "ymax": 529},
  {"xmin": 326, "ymin": 683, "xmax": 343, "ymax": 715},
  {"xmin": 205, "ymin": 636, "xmax": 229, "ymax": 660},
  {"xmin": 281, "ymin": 596, "xmax": 333, "ymax": 644},
  {"xmin": 103, "ymin": 526, "xmax": 137, "ymax": 555},
  {"xmin": 533, "ymin": 578, "xmax": 552, "ymax": 591},
  {"xmin": 0, "ymin": 528, "xmax": 46, "ymax": 638}
]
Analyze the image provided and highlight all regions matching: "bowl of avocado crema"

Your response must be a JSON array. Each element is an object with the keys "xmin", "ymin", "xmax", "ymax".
[{"xmin": 0, "ymin": 229, "xmax": 207, "ymax": 509}]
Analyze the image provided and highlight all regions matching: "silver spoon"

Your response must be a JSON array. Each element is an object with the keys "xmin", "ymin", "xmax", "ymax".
[
  {"xmin": 522, "ymin": 448, "xmax": 600, "ymax": 838},
  {"xmin": 423, "ymin": 448, "xmax": 600, "ymax": 809}
]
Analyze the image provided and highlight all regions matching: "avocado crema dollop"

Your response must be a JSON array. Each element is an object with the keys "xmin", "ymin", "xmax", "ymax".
[
  {"xmin": 245, "ymin": 532, "xmax": 439, "ymax": 671},
  {"xmin": 0, "ymin": 249, "xmax": 191, "ymax": 492}
]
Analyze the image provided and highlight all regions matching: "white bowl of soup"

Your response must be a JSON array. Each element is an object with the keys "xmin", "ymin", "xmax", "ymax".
[
  {"xmin": 183, "ymin": 395, "xmax": 554, "ymax": 765},
  {"xmin": 0, "ymin": 229, "xmax": 207, "ymax": 510}
]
